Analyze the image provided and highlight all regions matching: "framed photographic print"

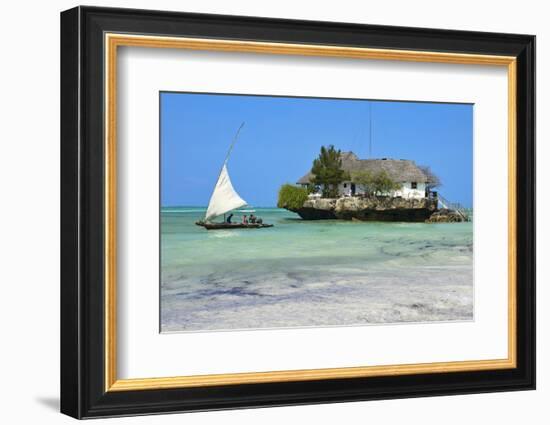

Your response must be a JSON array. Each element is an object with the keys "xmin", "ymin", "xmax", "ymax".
[{"xmin": 60, "ymin": 6, "xmax": 535, "ymax": 419}]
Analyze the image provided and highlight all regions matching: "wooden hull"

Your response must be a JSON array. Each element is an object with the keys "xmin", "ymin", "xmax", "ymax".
[{"xmin": 196, "ymin": 221, "xmax": 273, "ymax": 230}]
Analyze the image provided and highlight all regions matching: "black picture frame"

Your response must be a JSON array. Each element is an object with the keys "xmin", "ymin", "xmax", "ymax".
[{"xmin": 61, "ymin": 5, "xmax": 535, "ymax": 419}]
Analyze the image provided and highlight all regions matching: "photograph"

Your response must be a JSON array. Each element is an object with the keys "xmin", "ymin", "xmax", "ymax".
[{"xmin": 160, "ymin": 92, "xmax": 474, "ymax": 332}]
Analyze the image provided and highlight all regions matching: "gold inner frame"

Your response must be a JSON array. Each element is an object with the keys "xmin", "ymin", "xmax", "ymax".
[{"xmin": 104, "ymin": 33, "xmax": 517, "ymax": 392}]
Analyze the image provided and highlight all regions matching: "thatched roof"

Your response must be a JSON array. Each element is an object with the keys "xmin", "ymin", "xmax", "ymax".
[{"xmin": 296, "ymin": 151, "xmax": 429, "ymax": 184}]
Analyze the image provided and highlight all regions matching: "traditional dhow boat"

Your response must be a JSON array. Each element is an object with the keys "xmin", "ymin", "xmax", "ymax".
[
  {"xmin": 198, "ymin": 222, "xmax": 273, "ymax": 230},
  {"xmin": 196, "ymin": 123, "xmax": 273, "ymax": 230}
]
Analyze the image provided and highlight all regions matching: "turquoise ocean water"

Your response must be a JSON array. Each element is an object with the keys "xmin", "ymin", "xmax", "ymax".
[{"xmin": 161, "ymin": 207, "xmax": 473, "ymax": 332}]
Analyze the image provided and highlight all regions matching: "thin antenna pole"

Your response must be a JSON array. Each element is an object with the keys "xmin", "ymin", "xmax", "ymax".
[{"xmin": 369, "ymin": 102, "xmax": 373, "ymax": 158}]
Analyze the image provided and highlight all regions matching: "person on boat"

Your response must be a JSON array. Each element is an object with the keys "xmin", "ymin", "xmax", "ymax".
[
  {"xmin": 256, "ymin": 217, "xmax": 263, "ymax": 224},
  {"xmin": 242, "ymin": 215, "xmax": 248, "ymax": 224},
  {"xmin": 249, "ymin": 214, "xmax": 256, "ymax": 224},
  {"xmin": 226, "ymin": 213, "xmax": 233, "ymax": 224}
]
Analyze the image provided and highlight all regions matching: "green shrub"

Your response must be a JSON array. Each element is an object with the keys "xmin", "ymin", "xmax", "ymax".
[
  {"xmin": 351, "ymin": 170, "xmax": 400, "ymax": 196},
  {"xmin": 277, "ymin": 184, "xmax": 309, "ymax": 210}
]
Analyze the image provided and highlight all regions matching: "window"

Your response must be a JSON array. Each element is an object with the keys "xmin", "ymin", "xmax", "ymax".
[
  {"xmin": 411, "ymin": 182, "xmax": 418, "ymax": 189},
  {"xmin": 343, "ymin": 183, "xmax": 347, "ymax": 188}
]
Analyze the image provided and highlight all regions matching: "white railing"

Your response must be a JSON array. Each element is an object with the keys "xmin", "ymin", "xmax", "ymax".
[{"xmin": 437, "ymin": 194, "xmax": 470, "ymax": 221}]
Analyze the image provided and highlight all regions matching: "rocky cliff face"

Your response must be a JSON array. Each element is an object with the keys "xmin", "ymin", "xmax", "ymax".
[{"xmin": 287, "ymin": 196, "xmax": 438, "ymax": 222}]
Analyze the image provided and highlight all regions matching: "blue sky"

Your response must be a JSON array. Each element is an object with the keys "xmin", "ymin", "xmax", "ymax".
[{"xmin": 161, "ymin": 92, "xmax": 473, "ymax": 208}]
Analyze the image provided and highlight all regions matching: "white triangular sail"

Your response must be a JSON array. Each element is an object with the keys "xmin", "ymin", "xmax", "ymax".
[{"xmin": 204, "ymin": 164, "xmax": 247, "ymax": 221}]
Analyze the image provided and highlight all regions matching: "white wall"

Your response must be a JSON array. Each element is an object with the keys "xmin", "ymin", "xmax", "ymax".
[
  {"xmin": 397, "ymin": 181, "xmax": 427, "ymax": 199},
  {"xmin": 0, "ymin": 1, "xmax": 546, "ymax": 425},
  {"xmin": 338, "ymin": 181, "xmax": 426, "ymax": 198},
  {"xmin": 339, "ymin": 181, "xmax": 353, "ymax": 196}
]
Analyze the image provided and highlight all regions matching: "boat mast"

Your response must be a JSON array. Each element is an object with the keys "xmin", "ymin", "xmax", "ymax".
[{"xmin": 223, "ymin": 121, "xmax": 245, "ymax": 166}]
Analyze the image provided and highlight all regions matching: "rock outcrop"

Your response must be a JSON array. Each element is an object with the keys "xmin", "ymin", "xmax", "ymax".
[
  {"xmin": 425, "ymin": 208, "xmax": 468, "ymax": 223},
  {"xmin": 287, "ymin": 196, "xmax": 438, "ymax": 222}
]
